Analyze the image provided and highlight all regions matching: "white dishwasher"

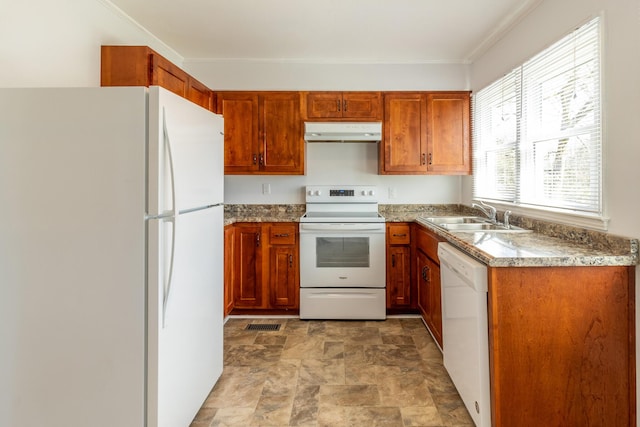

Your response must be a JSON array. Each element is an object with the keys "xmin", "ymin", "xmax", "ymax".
[{"xmin": 438, "ymin": 243, "xmax": 491, "ymax": 427}]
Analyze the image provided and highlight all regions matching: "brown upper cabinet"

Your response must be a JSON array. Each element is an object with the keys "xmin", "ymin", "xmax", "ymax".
[
  {"xmin": 303, "ymin": 92, "xmax": 382, "ymax": 120},
  {"xmin": 426, "ymin": 92, "xmax": 471, "ymax": 174},
  {"xmin": 216, "ymin": 92, "xmax": 304, "ymax": 175},
  {"xmin": 100, "ymin": 45, "xmax": 214, "ymax": 111},
  {"xmin": 380, "ymin": 91, "xmax": 471, "ymax": 175}
]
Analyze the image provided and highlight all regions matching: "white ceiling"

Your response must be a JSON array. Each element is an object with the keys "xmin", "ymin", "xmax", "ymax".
[{"xmin": 109, "ymin": 0, "xmax": 541, "ymax": 63}]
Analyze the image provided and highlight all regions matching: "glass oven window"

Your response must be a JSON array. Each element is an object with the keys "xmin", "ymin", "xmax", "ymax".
[{"xmin": 316, "ymin": 237, "xmax": 369, "ymax": 268}]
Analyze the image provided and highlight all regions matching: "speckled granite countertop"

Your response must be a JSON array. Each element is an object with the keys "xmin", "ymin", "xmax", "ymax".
[
  {"xmin": 226, "ymin": 204, "xmax": 639, "ymax": 267},
  {"xmin": 224, "ymin": 204, "xmax": 306, "ymax": 226}
]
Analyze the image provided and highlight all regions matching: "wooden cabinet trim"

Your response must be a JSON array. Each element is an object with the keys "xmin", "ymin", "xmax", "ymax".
[{"xmin": 101, "ymin": 45, "xmax": 214, "ymax": 111}]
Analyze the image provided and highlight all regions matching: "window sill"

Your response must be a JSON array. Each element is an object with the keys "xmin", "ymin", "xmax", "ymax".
[{"xmin": 472, "ymin": 201, "xmax": 609, "ymax": 232}]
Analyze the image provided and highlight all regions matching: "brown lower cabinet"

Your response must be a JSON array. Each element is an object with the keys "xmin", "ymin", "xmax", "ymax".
[
  {"xmin": 223, "ymin": 225, "xmax": 235, "ymax": 316},
  {"xmin": 488, "ymin": 265, "xmax": 635, "ymax": 426},
  {"xmin": 386, "ymin": 223, "xmax": 413, "ymax": 310},
  {"xmin": 228, "ymin": 223, "xmax": 299, "ymax": 312},
  {"xmin": 414, "ymin": 224, "xmax": 443, "ymax": 348}
]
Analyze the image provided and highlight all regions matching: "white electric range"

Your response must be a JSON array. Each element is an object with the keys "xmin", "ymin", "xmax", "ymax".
[{"xmin": 299, "ymin": 185, "xmax": 386, "ymax": 320}]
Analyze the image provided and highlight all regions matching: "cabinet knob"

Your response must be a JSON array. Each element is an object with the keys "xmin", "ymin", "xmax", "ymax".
[
  {"xmin": 259, "ymin": 153, "xmax": 264, "ymax": 166},
  {"xmin": 253, "ymin": 154, "xmax": 258, "ymax": 165},
  {"xmin": 274, "ymin": 233, "xmax": 289, "ymax": 238},
  {"xmin": 393, "ymin": 233, "xmax": 407, "ymax": 237},
  {"xmin": 343, "ymin": 100, "xmax": 348, "ymax": 112},
  {"xmin": 336, "ymin": 99, "xmax": 341, "ymax": 112},
  {"xmin": 289, "ymin": 254, "xmax": 293, "ymax": 268},
  {"xmin": 428, "ymin": 153, "xmax": 433, "ymax": 165},
  {"xmin": 421, "ymin": 153, "xmax": 426, "ymax": 165},
  {"xmin": 391, "ymin": 254, "xmax": 396, "ymax": 267},
  {"xmin": 256, "ymin": 233, "xmax": 261, "ymax": 247}
]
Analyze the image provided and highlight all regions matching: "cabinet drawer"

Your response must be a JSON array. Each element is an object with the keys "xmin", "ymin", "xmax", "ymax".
[
  {"xmin": 269, "ymin": 224, "xmax": 297, "ymax": 245},
  {"xmin": 415, "ymin": 226, "xmax": 441, "ymax": 261},
  {"xmin": 388, "ymin": 224, "xmax": 411, "ymax": 245}
]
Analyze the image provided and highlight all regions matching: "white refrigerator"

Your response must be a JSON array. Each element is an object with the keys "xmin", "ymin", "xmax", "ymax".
[{"xmin": 0, "ymin": 86, "xmax": 224, "ymax": 427}]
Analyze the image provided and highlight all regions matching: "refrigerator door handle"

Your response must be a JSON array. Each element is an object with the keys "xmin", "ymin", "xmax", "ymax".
[
  {"xmin": 162, "ymin": 107, "xmax": 177, "ymax": 218},
  {"xmin": 161, "ymin": 216, "xmax": 176, "ymax": 328},
  {"xmin": 161, "ymin": 108, "xmax": 178, "ymax": 327}
]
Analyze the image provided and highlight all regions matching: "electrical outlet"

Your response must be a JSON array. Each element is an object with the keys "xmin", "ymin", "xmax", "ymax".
[
  {"xmin": 389, "ymin": 187, "xmax": 397, "ymax": 199},
  {"xmin": 262, "ymin": 183, "xmax": 271, "ymax": 195}
]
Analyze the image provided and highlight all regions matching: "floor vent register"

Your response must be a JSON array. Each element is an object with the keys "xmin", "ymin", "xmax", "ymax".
[{"xmin": 245, "ymin": 323, "xmax": 281, "ymax": 331}]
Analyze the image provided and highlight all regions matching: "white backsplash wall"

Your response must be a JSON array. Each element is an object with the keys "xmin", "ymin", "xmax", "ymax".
[{"xmin": 224, "ymin": 142, "xmax": 461, "ymax": 204}]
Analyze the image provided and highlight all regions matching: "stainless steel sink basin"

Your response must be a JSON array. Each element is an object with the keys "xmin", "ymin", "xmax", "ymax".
[
  {"xmin": 419, "ymin": 216, "xmax": 531, "ymax": 233},
  {"xmin": 421, "ymin": 216, "xmax": 489, "ymax": 225}
]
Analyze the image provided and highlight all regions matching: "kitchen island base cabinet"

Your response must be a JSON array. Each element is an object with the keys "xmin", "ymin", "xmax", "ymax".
[{"xmin": 489, "ymin": 266, "xmax": 635, "ymax": 427}]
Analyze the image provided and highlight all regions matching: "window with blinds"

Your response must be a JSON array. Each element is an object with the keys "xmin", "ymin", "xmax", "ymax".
[{"xmin": 473, "ymin": 16, "xmax": 602, "ymax": 217}]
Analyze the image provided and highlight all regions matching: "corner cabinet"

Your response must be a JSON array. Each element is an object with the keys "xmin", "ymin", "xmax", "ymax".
[
  {"xmin": 380, "ymin": 91, "xmax": 471, "ymax": 175},
  {"xmin": 426, "ymin": 92, "xmax": 471, "ymax": 174},
  {"xmin": 414, "ymin": 224, "xmax": 443, "ymax": 348},
  {"xmin": 229, "ymin": 223, "xmax": 299, "ymax": 313},
  {"xmin": 302, "ymin": 92, "xmax": 382, "ymax": 120},
  {"xmin": 217, "ymin": 92, "xmax": 304, "ymax": 175},
  {"xmin": 100, "ymin": 45, "xmax": 214, "ymax": 111}
]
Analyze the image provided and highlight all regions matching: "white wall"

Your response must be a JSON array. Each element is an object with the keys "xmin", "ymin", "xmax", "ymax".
[
  {"xmin": 0, "ymin": 0, "xmax": 182, "ymax": 87},
  {"xmin": 185, "ymin": 60, "xmax": 470, "ymax": 204},
  {"xmin": 222, "ymin": 143, "xmax": 461, "ymax": 204},
  {"xmin": 468, "ymin": 1, "xmax": 640, "ymax": 420}
]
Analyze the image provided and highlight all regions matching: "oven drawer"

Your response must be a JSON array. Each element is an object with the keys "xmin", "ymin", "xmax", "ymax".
[{"xmin": 300, "ymin": 288, "xmax": 386, "ymax": 320}]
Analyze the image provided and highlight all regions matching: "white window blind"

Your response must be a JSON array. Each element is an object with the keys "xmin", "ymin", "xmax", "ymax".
[{"xmin": 473, "ymin": 16, "xmax": 602, "ymax": 216}]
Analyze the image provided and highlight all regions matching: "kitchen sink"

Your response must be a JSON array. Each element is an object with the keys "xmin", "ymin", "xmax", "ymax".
[
  {"xmin": 421, "ymin": 216, "xmax": 489, "ymax": 225},
  {"xmin": 419, "ymin": 216, "xmax": 531, "ymax": 233}
]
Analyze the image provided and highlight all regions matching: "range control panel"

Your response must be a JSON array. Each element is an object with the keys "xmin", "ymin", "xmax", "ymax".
[{"xmin": 305, "ymin": 185, "xmax": 378, "ymax": 203}]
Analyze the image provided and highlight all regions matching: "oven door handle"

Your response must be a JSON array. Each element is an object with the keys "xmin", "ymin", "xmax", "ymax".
[{"xmin": 299, "ymin": 223, "xmax": 385, "ymax": 232}]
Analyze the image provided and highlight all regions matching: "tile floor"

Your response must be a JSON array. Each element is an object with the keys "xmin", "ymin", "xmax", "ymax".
[{"xmin": 190, "ymin": 317, "xmax": 474, "ymax": 427}]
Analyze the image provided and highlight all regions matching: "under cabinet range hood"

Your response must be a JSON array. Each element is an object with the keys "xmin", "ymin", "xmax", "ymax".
[{"xmin": 304, "ymin": 122, "xmax": 382, "ymax": 143}]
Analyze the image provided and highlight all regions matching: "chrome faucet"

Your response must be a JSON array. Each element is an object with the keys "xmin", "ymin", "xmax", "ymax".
[
  {"xmin": 472, "ymin": 201, "xmax": 497, "ymax": 224},
  {"xmin": 503, "ymin": 210, "xmax": 512, "ymax": 229}
]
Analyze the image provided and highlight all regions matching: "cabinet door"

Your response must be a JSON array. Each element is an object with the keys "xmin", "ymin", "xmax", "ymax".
[
  {"xmin": 416, "ymin": 248, "xmax": 443, "ymax": 348},
  {"xmin": 416, "ymin": 249, "xmax": 430, "ymax": 321},
  {"xmin": 342, "ymin": 92, "xmax": 382, "ymax": 119},
  {"xmin": 426, "ymin": 92, "xmax": 471, "ymax": 174},
  {"xmin": 387, "ymin": 245, "xmax": 412, "ymax": 308},
  {"xmin": 233, "ymin": 225, "xmax": 264, "ymax": 308},
  {"xmin": 381, "ymin": 93, "xmax": 428, "ymax": 174},
  {"xmin": 427, "ymin": 256, "xmax": 442, "ymax": 347},
  {"xmin": 218, "ymin": 92, "xmax": 260, "ymax": 174},
  {"xmin": 223, "ymin": 225, "xmax": 235, "ymax": 316},
  {"xmin": 306, "ymin": 92, "xmax": 342, "ymax": 118},
  {"xmin": 269, "ymin": 246, "xmax": 298, "ymax": 308},
  {"xmin": 150, "ymin": 53, "xmax": 189, "ymax": 98},
  {"xmin": 260, "ymin": 93, "xmax": 304, "ymax": 174}
]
